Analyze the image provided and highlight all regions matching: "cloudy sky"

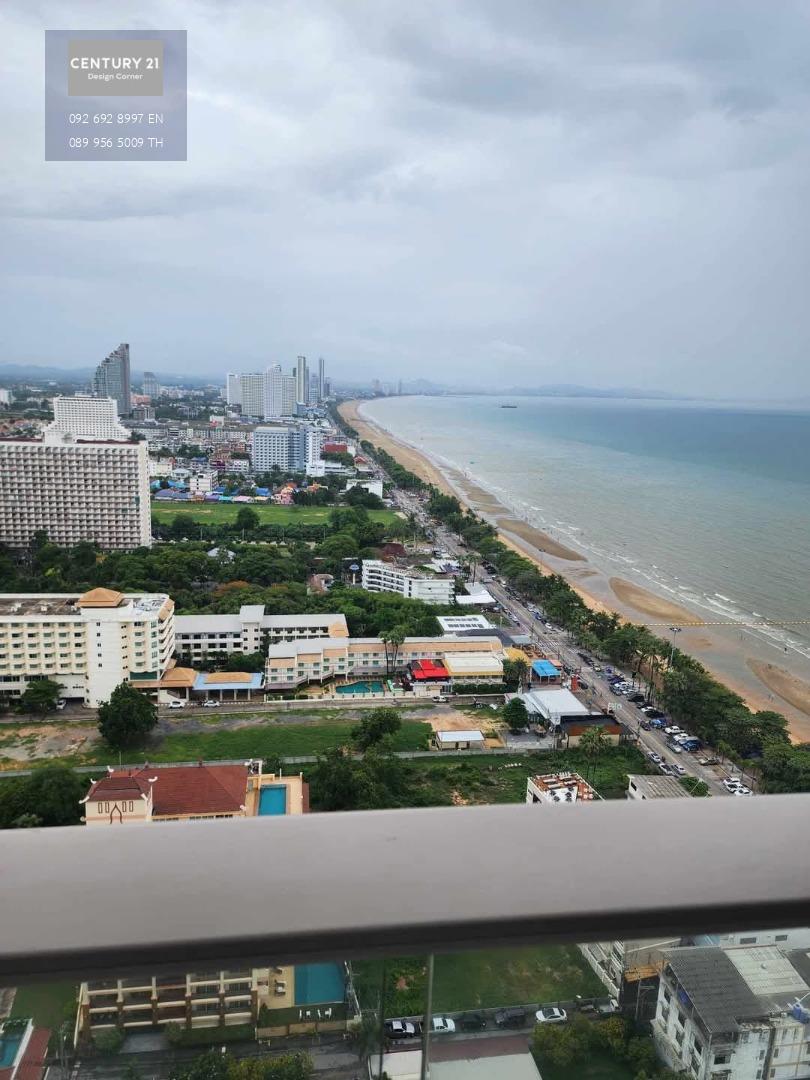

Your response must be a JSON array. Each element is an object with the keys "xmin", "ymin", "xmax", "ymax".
[{"xmin": 2, "ymin": 0, "xmax": 810, "ymax": 395}]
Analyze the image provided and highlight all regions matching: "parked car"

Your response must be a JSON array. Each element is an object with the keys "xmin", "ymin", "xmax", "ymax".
[
  {"xmin": 649, "ymin": 718, "xmax": 666, "ymax": 730},
  {"xmin": 55, "ymin": 699, "xmax": 67, "ymax": 711},
  {"xmin": 536, "ymin": 1007, "xmax": 567, "ymax": 1024},
  {"xmin": 639, "ymin": 719, "xmax": 651, "ymax": 731},
  {"xmin": 202, "ymin": 700, "xmax": 220, "ymax": 708},
  {"xmin": 648, "ymin": 751, "xmax": 662, "ymax": 763},
  {"xmin": 659, "ymin": 764, "xmax": 675, "ymax": 776},
  {"xmin": 673, "ymin": 764, "xmax": 687, "ymax": 776},
  {"xmin": 733, "ymin": 786, "xmax": 753, "ymax": 796},
  {"xmin": 431, "ymin": 1017, "xmax": 456, "ymax": 1035},
  {"xmin": 458, "ymin": 1012, "xmax": 488, "ymax": 1031},
  {"xmin": 494, "ymin": 1008, "xmax": 527, "ymax": 1029},
  {"xmin": 628, "ymin": 693, "xmax": 646, "ymax": 704},
  {"xmin": 723, "ymin": 777, "xmax": 743, "ymax": 792},
  {"xmin": 168, "ymin": 699, "xmax": 186, "ymax": 709},
  {"xmin": 698, "ymin": 757, "xmax": 719, "ymax": 766},
  {"xmin": 597, "ymin": 999, "xmax": 620, "ymax": 1017},
  {"xmin": 646, "ymin": 709, "xmax": 666, "ymax": 720},
  {"xmin": 667, "ymin": 743, "xmax": 683, "ymax": 754},
  {"xmin": 384, "ymin": 1020, "xmax": 419, "ymax": 1040}
]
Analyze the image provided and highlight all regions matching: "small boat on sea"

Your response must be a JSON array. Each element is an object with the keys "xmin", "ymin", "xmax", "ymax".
[{"xmin": 500, "ymin": 404, "xmax": 518, "ymax": 408}]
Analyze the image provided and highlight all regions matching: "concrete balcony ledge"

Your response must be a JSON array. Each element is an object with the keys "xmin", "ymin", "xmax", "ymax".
[{"xmin": 0, "ymin": 795, "xmax": 808, "ymax": 984}]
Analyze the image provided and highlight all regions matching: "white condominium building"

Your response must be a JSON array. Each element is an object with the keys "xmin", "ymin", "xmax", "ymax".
[
  {"xmin": 0, "ymin": 431, "xmax": 152, "ymax": 550},
  {"xmin": 47, "ymin": 395, "xmax": 130, "ymax": 440},
  {"xmin": 0, "ymin": 589, "xmax": 175, "ymax": 707},
  {"xmin": 361, "ymin": 559, "xmax": 456, "ymax": 604},
  {"xmin": 264, "ymin": 634, "xmax": 502, "ymax": 689},
  {"xmin": 174, "ymin": 606, "xmax": 349, "ymax": 660},
  {"xmin": 239, "ymin": 374, "xmax": 266, "ymax": 418},
  {"xmin": 251, "ymin": 425, "xmax": 323, "ymax": 473}
]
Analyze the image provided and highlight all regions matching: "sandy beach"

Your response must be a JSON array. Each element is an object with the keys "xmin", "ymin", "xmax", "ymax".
[{"xmin": 340, "ymin": 399, "xmax": 810, "ymax": 738}]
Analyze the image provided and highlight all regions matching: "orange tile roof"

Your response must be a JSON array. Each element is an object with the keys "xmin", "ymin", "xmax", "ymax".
[
  {"xmin": 77, "ymin": 587, "xmax": 124, "ymax": 607},
  {"xmin": 87, "ymin": 764, "xmax": 249, "ymax": 816},
  {"xmin": 202, "ymin": 670, "xmax": 253, "ymax": 684}
]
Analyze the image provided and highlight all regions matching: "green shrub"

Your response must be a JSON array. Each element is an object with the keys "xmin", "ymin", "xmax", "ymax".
[{"xmin": 93, "ymin": 1028, "xmax": 124, "ymax": 1055}]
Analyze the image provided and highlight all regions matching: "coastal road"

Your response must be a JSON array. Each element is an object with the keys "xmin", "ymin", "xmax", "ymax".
[{"xmin": 391, "ymin": 490, "xmax": 743, "ymax": 797}]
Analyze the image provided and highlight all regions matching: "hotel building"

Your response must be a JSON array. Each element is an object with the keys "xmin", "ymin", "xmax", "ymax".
[
  {"xmin": 264, "ymin": 634, "xmax": 503, "ymax": 690},
  {"xmin": 360, "ymin": 559, "xmax": 456, "ymax": 605},
  {"xmin": 0, "ymin": 588, "xmax": 174, "ymax": 707},
  {"xmin": 0, "ymin": 430, "xmax": 151, "ymax": 550},
  {"xmin": 174, "ymin": 606, "xmax": 348, "ymax": 661},
  {"xmin": 47, "ymin": 395, "xmax": 130, "ymax": 440}
]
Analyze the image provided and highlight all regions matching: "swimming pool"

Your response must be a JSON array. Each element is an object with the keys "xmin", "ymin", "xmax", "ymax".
[
  {"xmin": 335, "ymin": 681, "xmax": 384, "ymax": 695},
  {"xmin": 294, "ymin": 963, "xmax": 346, "ymax": 1005},
  {"xmin": 258, "ymin": 785, "xmax": 287, "ymax": 815},
  {"xmin": 0, "ymin": 1033, "xmax": 22, "ymax": 1068}
]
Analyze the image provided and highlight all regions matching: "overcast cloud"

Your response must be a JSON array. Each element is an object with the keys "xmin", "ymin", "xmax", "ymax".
[{"xmin": 1, "ymin": 0, "xmax": 809, "ymax": 395}]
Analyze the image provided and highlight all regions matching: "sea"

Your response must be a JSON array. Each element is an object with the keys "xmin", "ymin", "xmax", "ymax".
[{"xmin": 360, "ymin": 395, "xmax": 810, "ymax": 660}]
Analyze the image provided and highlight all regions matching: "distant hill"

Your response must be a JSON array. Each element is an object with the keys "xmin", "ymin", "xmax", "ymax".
[{"xmin": 0, "ymin": 363, "xmax": 211, "ymax": 387}]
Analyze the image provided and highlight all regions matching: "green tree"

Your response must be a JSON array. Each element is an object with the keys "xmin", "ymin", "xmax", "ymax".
[
  {"xmin": 352, "ymin": 707, "xmax": 402, "ymax": 751},
  {"xmin": 97, "ymin": 682, "xmax": 158, "ymax": 750},
  {"xmin": 503, "ymin": 697, "xmax": 529, "ymax": 732},
  {"xmin": 17, "ymin": 677, "xmax": 61, "ymax": 715},
  {"xmin": 380, "ymin": 626, "xmax": 406, "ymax": 675},
  {"xmin": 502, "ymin": 658, "xmax": 529, "ymax": 691},
  {"xmin": 578, "ymin": 725, "xmax": 610, "ymax": 781},
  {"xmin": 532, "ymin": 1014, "xmax": 593, "ymax": 1067},
  {"xmin": 235, "ymin": 506, "xmax": 260, "ymax": 533},
  {"xmin": 94, "ymin": 1028, "xmax": 124, "ymax": 1055},
  {"xmin": 169, "ymin": 1050, "xmax": 228, "ymax": 1080}
]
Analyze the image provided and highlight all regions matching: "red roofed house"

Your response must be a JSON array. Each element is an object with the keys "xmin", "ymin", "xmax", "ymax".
[
  {"xmin": 82, "ymin": 762, "xmax": 308, "ymax": 825},
  {"xmin": 408, "ymin": 659, "xmax": 449, "ymax": 683}
]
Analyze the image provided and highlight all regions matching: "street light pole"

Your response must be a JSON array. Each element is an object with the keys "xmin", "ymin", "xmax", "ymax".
[{"xmin": 668, "ymin": 626, "xmax": 682, "ymax": 668}]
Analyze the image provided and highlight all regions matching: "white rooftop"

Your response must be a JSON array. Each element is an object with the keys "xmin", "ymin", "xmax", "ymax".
[
  {"xmin": 456, "ymin": 586, "xmax": 496, "ymax": 605},
  {"xmin": 728, "ymin": 945, "xmax": 807, "ymax": 1002},
  {"xmin": 435, "ymin": 729, "xmax": 486, "ymax": 742},
  {"xmin": 433, "ymin": 1055, "xmax": 543, "ymax": 1080},
  {"xmin": 437, "ymin": 614, "xmax": 493, "ymax": 633},
  {"xmin": 521, "ymin": 688, "xmax": 591, "ymax": 719}
]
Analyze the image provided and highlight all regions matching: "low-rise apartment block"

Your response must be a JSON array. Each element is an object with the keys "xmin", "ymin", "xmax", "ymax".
[
  {"xmin": 0, "ymin": 431, "xmax": 151, "ymax": 550},
  {"xmin": 76, "ymin": 762, "xmax": 355, "ymax": 1045},
  {"xmin": 174, "ymin": 607, "xmax": 349, "ymax": 660},
  {"xmin": 264, "ymin": 634, "xmax": 503, "ymax": 690},
  {"xmin": 653, "ymin": 945, "xmax": 810, "ymax": 1080},
  {"xmin": 361, "ymin": 559, "xmax": 456, "ymax": 604},
  {"xmin": 0, "ymin": 588, "xmax": 174, "ymax": 707}
]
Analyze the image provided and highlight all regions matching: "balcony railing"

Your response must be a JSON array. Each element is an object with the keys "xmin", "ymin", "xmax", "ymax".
[{"xmin": 0, "ymin": 795, "xmax": 808, "ymax": 983}]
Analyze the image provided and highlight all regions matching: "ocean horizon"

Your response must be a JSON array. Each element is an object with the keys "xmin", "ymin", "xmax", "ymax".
[{"xmin": 360, "ymin": 394, "xmax": 810, "ymax": 663}]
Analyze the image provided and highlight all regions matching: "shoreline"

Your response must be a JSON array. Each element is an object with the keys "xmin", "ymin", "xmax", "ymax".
[{"xmin": 339, "ymin": 398, "xmax": 810, "ymax": 740}]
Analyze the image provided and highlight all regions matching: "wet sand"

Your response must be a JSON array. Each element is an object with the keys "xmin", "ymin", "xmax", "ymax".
[
  {"xmin": 609, "ymin": 578, "xmax": 699, "ymax": 624},
  {"xmin": 747, "ymin": 660, "xmax": 810, "ymax": 722},
  {"xmin": 341, "ymin": 399, "xmax": 810, "ymax": 735}
]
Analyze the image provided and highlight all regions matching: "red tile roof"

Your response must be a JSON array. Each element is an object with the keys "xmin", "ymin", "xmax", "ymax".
[
  {"xmin": 87, "ymin": 764, "xmax": 249, "ymax": 817},
  {"xmin": 567, "ymin": 724, "xmax": 622, "ymax": 737},
  {"xmin": 410, "ymin": 659, "xmax": 449, "ymax": 681},
  {"xmin": 0, "ymin": 1028, "xmax": 51, "ymax": 1080}
]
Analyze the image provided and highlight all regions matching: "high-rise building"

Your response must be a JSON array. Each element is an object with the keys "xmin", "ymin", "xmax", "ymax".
[
  {"xmin": 92, "ymin": 343, "xmax": 131, "ymax": 416},
  {"xmin": 263, "ymin": 364, "xmax": 283, "ymax": 419},
  {"xmin": 309, "ymin": 372, "xmax": 319, "ymax": 403},
  {"xmin": 281, "ymin": 373, "xmax": 297, "ymax": 416},
  {"xmin": 251, "ymin": 425, "xmax": 322, "ymax": 473},
  {"xmin": 47, "ymin": 395, "xmax": 129, "ymax": 440},
  {"xmin": 0, "ymin": 588, "xmax": 174, "ymax": 706},
  {"xmin": 0, "ymin": 431, "xmax": 151, "ymax": 549},
  {"xmin": 318, "ymin": 356, "xmax": 325, "ymax": 401},
  {"xmin": 295, "ymin": 355, "xmax": 308, "ymax": 406},
  {"xmin": 142, "ymin": 371, "xmax": 159, "ymax": 398},
  {"xmin": 226, "ymin": 372, "xmax": 242, "ymax": 408},
  {"xmin": 239, "ymin": 374, "xmax": 265, "ymax": 418}
]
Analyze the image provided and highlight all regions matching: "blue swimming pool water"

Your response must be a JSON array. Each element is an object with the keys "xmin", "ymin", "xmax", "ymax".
[
  {"xmin": 294, "ymin": 963, "xmax": 345, "ymax": 1005},
  {"xmin": 335, "ymin": 681, "xmax": 384, "ymax": 695},
  {"xmin": 258, "ymin": 786, "xmax": 287, "ymax": 815},
  {"xmin": 0, "ymin": 1033, "xmax": 23, "ymax": 1068}
]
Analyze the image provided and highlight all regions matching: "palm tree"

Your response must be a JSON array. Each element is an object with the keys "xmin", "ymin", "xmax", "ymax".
[
  {"xmin": 512, "ymin": 657, "xmax": 529, "ymax": 691},
  {"xmin": 578, "ymin": 725, "xmax": 610, "ymax": 785},
  {"xmin": 381, "ymin": 626, "xmax": 406, "ymax": 677}
]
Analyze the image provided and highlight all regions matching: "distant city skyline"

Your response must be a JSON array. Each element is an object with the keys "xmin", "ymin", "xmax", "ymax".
[{"xmin": 2, "ymin": 1, "xmax": 810, "ymax": 396}]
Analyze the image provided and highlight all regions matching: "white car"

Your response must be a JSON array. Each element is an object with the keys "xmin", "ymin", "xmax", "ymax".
[
  {"xmin": 431, "ymin": 1017, "xmax": 456, "ymax": 1034},
  {"xmin": 733, "ymin": 786, "xmax": 753, "ymax": 796},
  {"xmin": 536, "ymin": 1007, "xmax": 567, "ymax": 1024},
  {"xmin": 673, "ymin": 764, "xmax": 687, "ymax": 775},
  {"xmin": 167, "ymin": 699, "xmax": 187, "ymax": 709},
  {"xmin": 202, "ymin": 700, "xmax": 220, "ymax": 708},
  {"xmin": 723, "ymin": 777, "xmax": 743, "ymax": 792},
  {"xmin": 55, "ymin": 699, "xmax": 67, "ymax": 711}
]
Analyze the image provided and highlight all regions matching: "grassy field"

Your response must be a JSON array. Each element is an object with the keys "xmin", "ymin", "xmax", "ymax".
[
  {"xmin": 151, "ymin": 502, "xmax": 400, "ymax": 526},
  {"xmin": 397, "ymin": 746, "xmax": 651, "ymax": 806},
  {"xmin": 354, "ymin": 945, "xmax": 603, "ymax": 1016},
  {"xmin": 100, "ymin": 718, "xmax": 431, "ymax": 764},
  {"xmin": 10, "ymin": 981, "xmax": 78, "ymax": 1031}
]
